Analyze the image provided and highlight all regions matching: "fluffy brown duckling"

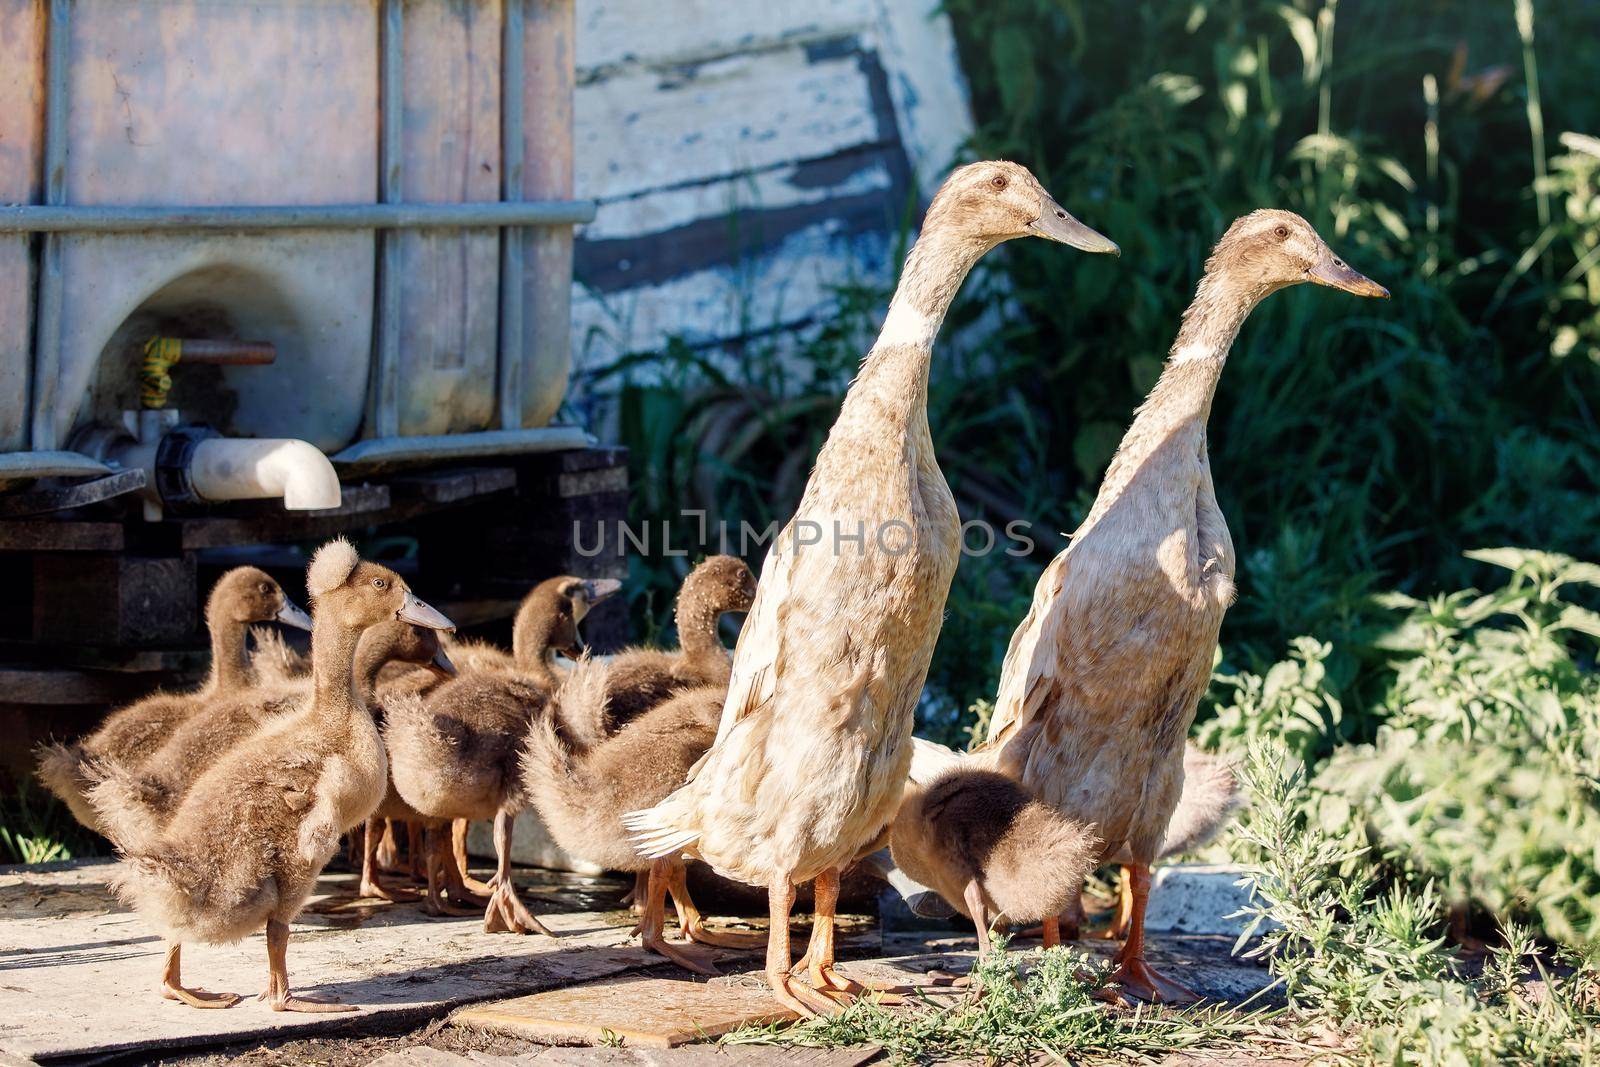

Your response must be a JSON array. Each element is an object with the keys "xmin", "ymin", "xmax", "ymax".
[
  {"xmin": 385, "ymin": 574, "xmax": 619, "ymax": 932},
  {"xmin": 87, "ymin": 538, "xmax": 453, "ymax": 1012},
  {"xmin": 890, "ymin": 767, "xmax": 1099, "ymax": 956},
  {"xmin": 36, "ymin": 566, "xmax": 312, "ymax": 834},
  {"xmin": 560, "ymin": 556, "xmax": 756, "ymax": 748},
  {"xmin": 524, "ymin": 667, "xmax": 764, "ymax": 975}
]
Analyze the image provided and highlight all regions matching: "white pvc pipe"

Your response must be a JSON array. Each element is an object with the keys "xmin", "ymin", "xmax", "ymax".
[{"xmin": 188, "ymin": 437, "xmax": 342, "ymax": 511}]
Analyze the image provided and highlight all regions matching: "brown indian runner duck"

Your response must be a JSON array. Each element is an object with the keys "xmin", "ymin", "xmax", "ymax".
[
  {"xmin": 979, "ymin": 209, "xmax": 1386, "ymax": 1002},
  {"xmin": 385, "ymin": 574, "xmax": 619, "ymax": 931},
  {"xmin": 36, "ymin": 566, "xmax": 312, "ymax": 834},
  {"xmin": 87, "ymin": 538, "xmax": 454, "ymax": 1012},
  {"xmin": 624, "ymin": 161, "xmax": 1119, "ymax": 1016}
]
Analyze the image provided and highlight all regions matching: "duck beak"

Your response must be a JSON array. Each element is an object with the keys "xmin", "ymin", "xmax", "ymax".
[
  {"xmin": 276, "ymin": 600, "xmax": 314, "ymax": 631},
  {"xmin": 581, "ymin": 578, "xmax": 622, "ymax": 606},
  {"xmin": 397, "ymin": 591, "xmax": 455, "ymax": 632},
  {"xmin": 1029, "ymin": 195, "xmax": 1119, "ymax": 255},
  {"xmin": 1308, "ymin": 254, "xmax": 1389, "ymax": 298},
  {"xmin": 428, "ymin": 644, "xmax": 458, "ymax": 680}
]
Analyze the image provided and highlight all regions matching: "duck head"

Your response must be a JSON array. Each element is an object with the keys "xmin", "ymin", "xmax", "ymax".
[
  {"xmin": 209, "ymin": 565, "xmax": 313, "ymax": 630},
  {"xmin": 305, "ymin": 538, "xmax": 455, "ymax": 634},
  {"xmin": 680, "ymin": 555, "xmax": 758, "ymax": 617},
  {"xmin": 1210, "ymin": 209, "xmax": 1388, "ymax": 301},
  {"xmin": 366, "ymin": 620, "xmax": 458, "ymax": 679},
  {"xmin": 513, "ymin": 575, "xmax": 622, "ymax": 661},
  {"xmin": 926, "ymin": 160, "xmax": 1118, "ymax": 255}
]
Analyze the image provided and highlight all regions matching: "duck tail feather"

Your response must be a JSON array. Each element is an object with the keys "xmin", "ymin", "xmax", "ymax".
[
  {"xmin": 620, "ymin": 804, "xmax": 701, "ymax": 859},
  {"xmin": 550, "ymin": 654, "xmax": 612, "ymax": 752},
  {"xmin": 84, "ymin": 758, "xmax": 169, "ymax": 856},
  {"xmin": 1159, "ymin": 747, "xmax": 1244, "ymax": 859}
]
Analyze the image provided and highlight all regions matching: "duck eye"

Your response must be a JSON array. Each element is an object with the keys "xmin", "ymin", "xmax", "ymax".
[
  {"xmin": 1274, "ymin": 225, "xmax": 1289, "ymax": 239},
  {"xmin": 991, "ymin": 175, "xmax": 1007, "ymax": 189},
  {"xmin": 371, "ymin": 577, "xmax": 386, "ymax": 590}
]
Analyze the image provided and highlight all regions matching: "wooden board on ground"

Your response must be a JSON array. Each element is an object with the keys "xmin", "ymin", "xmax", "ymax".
[{"xmin": 452, "ymin": 976, "xmax": 799, "ymax": 1048}]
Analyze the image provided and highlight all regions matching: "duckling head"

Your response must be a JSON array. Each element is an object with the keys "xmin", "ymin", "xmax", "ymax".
[
  {"xmin": 681, "ymin": 554, "xmax": 758, "ymax": 617},
  {"xmin": 925, "ymin": 160, "xmax": 1118, "ymax": 255},
  {"xmin": 305, "ymin": 537, "xmax": 455, "ymax": 634},
  {"xmin": 369, "ymin": 620, "xmax": 458, "ymax": 679},
  {"xmin": 1209, "ymin": 209, "xmax": 1389, "ymax": 301},
  {"xmin": 514, "ymin": 574, "xmax": 622, "ymax": 660},
  {"xmin": 208, "ymin": 565, "xmax": 313, "ymax": 631}
]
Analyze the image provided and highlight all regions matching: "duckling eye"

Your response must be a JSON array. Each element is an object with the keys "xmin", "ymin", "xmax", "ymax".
[
  {"xmin": 1274, "ymin": 225, "xmax": 1289, "ymax": 239},
  {"xmin": 990, "ymin": 175, "xmax": 1007, "ymax": 190},
  {"xmin": 371, "ymin": 577, "xmax": 386, "ymax": 590},
  {"xmin": 258, "ymin": 581, "xmax": 273, "ymax": 595}
]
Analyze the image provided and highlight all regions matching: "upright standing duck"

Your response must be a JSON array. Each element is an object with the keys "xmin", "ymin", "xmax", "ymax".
[
  {"xmin": 981, "ymin": 209, "xmax": 1386, "ymax": 1002},
  {"xmin": 625, "ymin": 161, "xmax": 1118, "ymax": 1016}
]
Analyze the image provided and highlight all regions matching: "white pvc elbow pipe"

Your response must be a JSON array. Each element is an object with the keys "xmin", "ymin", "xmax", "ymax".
[{"xmin": 187, "ymin": 437, "xmax": 342, "ymax": 511}]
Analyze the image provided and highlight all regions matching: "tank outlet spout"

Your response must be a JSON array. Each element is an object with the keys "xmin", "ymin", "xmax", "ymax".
[{"xmin": 187, "ymin": 438, "xmax": 342, "ymax": 511}]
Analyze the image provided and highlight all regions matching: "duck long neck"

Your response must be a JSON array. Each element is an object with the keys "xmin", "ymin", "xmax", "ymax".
[
  {"xmin": 1099, "ymin": 268, "xmax": 1259, "ymax": 490},
  {"xmin": 309, "ymin": 615, "xmax": 366, "ymax": 721},
  {"xmin": 204, "ymin": 613, "xmax": 251, "ymax": 693},
  {"xmin": 842, "ymin": 227, "xmax": 989, "ymax": 429},
  {"xmin": 675, "ymin": 590, "xmax": 727, "ymax": 671},
  {"xmin": 512, "ymin": 610, "xmax": 559, "ymax": 689}
]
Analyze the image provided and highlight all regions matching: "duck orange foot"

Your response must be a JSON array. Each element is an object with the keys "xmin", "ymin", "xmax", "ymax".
[{"xmin": 1107, "ymin": 956, "xmax": 1200, "ymax": 1005}]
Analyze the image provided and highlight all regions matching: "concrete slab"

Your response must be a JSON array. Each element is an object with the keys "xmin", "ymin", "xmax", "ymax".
[
  {"xmin": 1147, "ymin": 865, "xmax": 1275, "ymax": 939},
  {"xmin": 0, "ymin": 859, "xmax": 653, "ymax": 1063}
]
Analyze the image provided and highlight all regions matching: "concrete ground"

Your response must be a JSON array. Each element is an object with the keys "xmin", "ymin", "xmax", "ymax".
[{"xmin": 1, "ymin": 859, "xmax": 1279, "ymax": 1065}]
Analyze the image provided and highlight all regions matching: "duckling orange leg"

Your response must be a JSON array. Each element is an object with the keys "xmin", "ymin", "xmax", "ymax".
[
  {"xmin": 261, "ymin": 919, "xmax": 355, "ymax": 1013},
  {"xmin": 160, "ymin": 942, "xmax": 239, "ymax": 1009},
  {"xmin": 765, "ymin": 879, "xmax": 840, "ymax": 1017},
  {"xmin": 406, "ymin": 820, "xmax": 426, "ymax": 880},
  {"xmin": 482, "ymin": 812, "xmax": 556, "ymax": 936},
  {"xmin": 1107, "ymin": 864, "xmax": 1198, "ymax": 1005},
  {"xmin": 620, "ymin": 870, "xmax": 647, "ymax": 914},
  {"xmin": 360, "ymin": 816, "xmax": 420, "ymax": 902},
  {"xmin": 636, "ymin": 859, "xmax": 721, "ymax": 976},
  {"xmin": 963, "ymin": 880, "xmax": 994, "ymax": 957},
  {"xmin": 423, "ymin": 824, "xmax": 480, "ymax": 917},
  {"xmin": 663, "ymin": 862, "xmax": 765, "ymax": 948},
  {"xmin": 454, "ymin": 818, "xmax": 494, "ymax": 896}
]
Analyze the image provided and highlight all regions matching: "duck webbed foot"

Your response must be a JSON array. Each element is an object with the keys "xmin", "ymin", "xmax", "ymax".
[
  {"xmin": 422, "ymin": 824, "xmax": 485, "ymax": 917},
  {"xmin": 763, "ymin": 878, "xmax": 842, "ymax": 1017},
  {"xmin": 1105, "ymin": 863, "xmax": 1200, "ymax": 1005},
  {"xmin": 453, "ymin": 819, "xmax": 494, "ymax": 896},
  {"xmin": 360, "ymin": 817, "xmax": 421, "ymax": 902},
  {"xmin": 160, "ymin": 943, "xmax": 240, "ymax": 1009},
  {"xmin": 262, "ymin": 919, "xmax": 357, "ymax": 1014},
  {"xmin": 637, "ymin": 859, "xmax": 721, "ymax": 976},
  {"xmin": 481, "ymin": 812, "xmax": 555, "ymax": 936},
  {"xmin": 661, "ymin": 861, "xmax": 764, "ymax": 949}
]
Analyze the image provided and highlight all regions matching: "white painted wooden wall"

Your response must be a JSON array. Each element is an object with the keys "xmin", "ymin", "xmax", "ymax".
[{"xmin": 568, "ymin": 0, "xmax": 973, "ymax": 380}]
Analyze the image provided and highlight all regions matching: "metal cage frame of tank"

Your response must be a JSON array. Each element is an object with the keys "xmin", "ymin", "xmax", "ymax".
[{"xmin": 0, "ymin": 0, "xmax": 598, "ymax": 481}]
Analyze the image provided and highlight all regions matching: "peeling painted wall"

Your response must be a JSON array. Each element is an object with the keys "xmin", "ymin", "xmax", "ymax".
[{"xmin": 569, "ymin": 0, "xmax": 973, "ymax": 380}]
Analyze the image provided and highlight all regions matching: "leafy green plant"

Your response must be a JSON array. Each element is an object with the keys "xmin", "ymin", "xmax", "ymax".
[
  {"xmin": 0, "ymin": 781, "xmax": 95, "ymax": 865},
  {"xmin": 1234, "ymin": 738, "xmax": 1600, "ymax": 1065}
]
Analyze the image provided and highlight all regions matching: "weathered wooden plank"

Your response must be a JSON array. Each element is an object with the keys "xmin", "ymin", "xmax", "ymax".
[
  {"xmin": 0, "ymin": 469, "xmax": 147, "ymax": 518},
  {"xmin": 450, "ymin": 976, "xmax": 800, "ymax": 1048},
  {"xmin": 0, "ymin": 520, "xmax": 125, "ymax": 552},
  {"xmin": 0, "ymin": 666, "xmax": 158, "ymax": 706},
  {"xmin": 175, "ymin": 483, "xmax": 392, "ymax": 550},
  {"xmin": 576, "ymin": 39, "xmax": 889, "ymax": 202},
  {"xmin": 32, "ymin": 552, "xmax": 197, "ymax": 648},
  {"xmin": 576, "ymin": 0, "xmax": 873, "ymax": 74},
  {"xmin": 573, "ymin": 224, "xmax": 892, "ymax": 364}
]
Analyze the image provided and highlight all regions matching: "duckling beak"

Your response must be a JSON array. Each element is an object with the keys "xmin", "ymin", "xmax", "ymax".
[
  {"xmin": 1308, "ymin": 254, "xmax": 1389, "ymax": 298},
  {"xmin": 397, "ymin": 591, "xmax": 455, "ymax": 633},
  {"xmin": 581, "ymin": 578, "xmax": 622, "ymax": 606},
  {"xmin": 428, "ymin": 644, "xmax": 458, "ymax": 679},
  {"xmin": 275, "ymin": 600, "xmax": 314, "ymax": 631},
  {"xmin": 1029, "ymin": 196, "xmax": 1119, "ymax": 255}
]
